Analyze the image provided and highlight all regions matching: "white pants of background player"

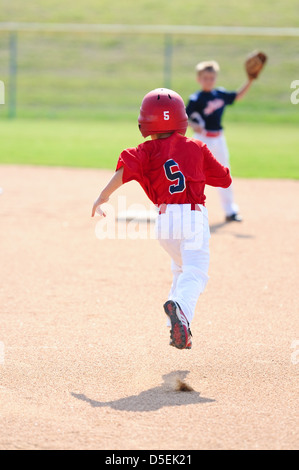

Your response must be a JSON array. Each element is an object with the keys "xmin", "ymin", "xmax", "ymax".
[
  {"xmin": 156, "ymin": 204, "xmax": 210, "ymax": 326},
  {"xmin": 194, "ymin": 132, "xmax": 239, "ymax": 217}
]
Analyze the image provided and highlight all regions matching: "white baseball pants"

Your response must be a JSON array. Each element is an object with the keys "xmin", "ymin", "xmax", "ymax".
[
  {"xmin": 194, "ymin": 132, "xmax": 239, "ymax": 217},
  {"xmin": 156, "ymin": 204, "xmax": 210, "ymax": 325}
]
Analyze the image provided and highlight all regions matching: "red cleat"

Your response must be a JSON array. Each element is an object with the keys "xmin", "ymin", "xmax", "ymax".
[
  {"xmin": 163, "ymin": 300, "xmax": 192, "ymax": 350},
  {"xmin": 169, "ymin": 333, "xmax": 192, "ymax": 350}
]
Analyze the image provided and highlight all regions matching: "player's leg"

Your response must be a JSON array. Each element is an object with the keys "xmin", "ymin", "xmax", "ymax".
[
  {"xmin": 200, "ymin": 134, "xmax": 240, "ymax": 220},
  {"xmin": 156, "ymin": 207, "xmax": 183, "ymax": 321},
  {"xmin": 156, "ymin": 207, "xmax": 193, "ymax": 349},
  {"xmin": 163, "ymin": 259, "xmax": 182, "ymax": 330},
  {"xmin": 157, "ymin": 238, "xmax": 182, "ymax": 329},
  {"xmin": 158, "ymin": 237, "xmax": 192, "ymax": 348},
  {"xmin": 215, "ymin": 135, "xmax": 240, "ymax": 219},
  {"xmin": 163, "ymin": 207, "xmax": 210, "ymax": 349},
  {"xmin": 172, "ymin": 208, "xmax": 210, "ymax": 325},
  {"xmin": 169, "ymin": 259, "xmax": 182, "ymax": 301}
]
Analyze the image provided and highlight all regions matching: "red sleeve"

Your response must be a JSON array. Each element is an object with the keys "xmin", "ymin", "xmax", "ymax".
[
  {"xmin": 116, "ymin": 146, "xmax": 148, "ymax": 184},
  {"xmin": 202, "ymin": 144, "xmax": 232, "ymax": 188}
]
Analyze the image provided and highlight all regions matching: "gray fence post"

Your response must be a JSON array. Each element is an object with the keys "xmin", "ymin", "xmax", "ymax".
[
  {"xmin": 164, "ymin": 34, "xmax": 173, "ymax": 89},
  {"xmin": 8, "ymin": 31, "xmax": 18, "ymax": 118}
]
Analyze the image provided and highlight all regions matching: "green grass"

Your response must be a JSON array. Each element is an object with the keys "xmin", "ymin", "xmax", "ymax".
[
  {"xmin": 0, "ymin": 1, "xmax": 299, "ymax": 122},
  {"xmin": 0, "ymin": 0, "xmax": 298, "ymax": 177},
  {"xmin": 0, "ymin": 119, "xmax": 298, "ymax": 178},
  {"xmin": 1, "ymin": 0, "xmax": 299, "ymax": 27},
  {"xmin": 225, "ymin": 123, "xmax": 299, "ymax": 178},
  {"xmin": 0, "ymin": 119, "xmax": 140, "ymax": 169},
  {"xmin": 0, "ymin": 33, "xmax": 298, "ymax": 123}
]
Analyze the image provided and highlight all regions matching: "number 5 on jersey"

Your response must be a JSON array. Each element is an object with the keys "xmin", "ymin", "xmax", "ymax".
[{"xmin": 164, "ymin": 159, "xmax": 186, "ymax": 194}]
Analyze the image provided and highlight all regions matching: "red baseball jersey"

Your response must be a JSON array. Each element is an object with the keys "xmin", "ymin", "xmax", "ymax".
[{"xmin": 116, "ymin": 132, "xmax": 231, "ymax": 206}]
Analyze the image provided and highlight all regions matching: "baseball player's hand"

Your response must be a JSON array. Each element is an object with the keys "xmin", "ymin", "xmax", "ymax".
[
  {"xmin": 189, "ymin": 113, "xmax": 206, "ymax": 134},
  {"xmin": 245, "ymin": 51, "xmax": 267, "ymax": 79},
  {"xmin": 191, "ymin": 123, "xmax": 205, "ymax": 134},
  {"xmin": 91, "ymin": 192, "xmax": 109, "ymax": 217},
  {"xmin": 91, "ymin": 167, "xmax": 124, "ymax": 218}
]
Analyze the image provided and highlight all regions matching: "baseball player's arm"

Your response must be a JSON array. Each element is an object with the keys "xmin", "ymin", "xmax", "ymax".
[
  {"xmin": 188, "ymin": 118, "xmax": 204, "ymax": 134},
  {"xmin": 186, "ymin": 100, "xmax": 205, "ymax": 133},
  {"xmin": 235, "ymin": 79, "xmax": 254, "ymax": 101},
  {"xmin": 91, "ymin": 167, "xmax": 124, "ymax": 217},
  {"xmin": 203, "ymin": 145, "xmax": 232, "ymax": 188},
  {"xmin": 188, "ymin": 112, "xmax": 206, "ymax": 134}
]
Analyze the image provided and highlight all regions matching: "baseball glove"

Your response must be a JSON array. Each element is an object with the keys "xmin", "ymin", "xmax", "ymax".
[{"xmin": 245, "ymin": 51, "xmax": 267, "ymax": 79}]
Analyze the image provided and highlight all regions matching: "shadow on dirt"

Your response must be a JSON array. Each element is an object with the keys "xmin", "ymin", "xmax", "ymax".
[
  {"xmin": 71, "ymin": 370, "xmax": 215, "ymax": 412},
  {"xmin": 210, "ymin": 221, "xmax": 255, "ymax": 238},
  {"xmin": 210, "ymin": 221, "xmax": 227, "ymax": 233}
]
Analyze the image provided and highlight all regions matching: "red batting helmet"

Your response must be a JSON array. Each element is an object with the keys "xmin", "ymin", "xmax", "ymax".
[{"xmin": 138, "ymin": 88, "xmax": 188, "ymax": 138}]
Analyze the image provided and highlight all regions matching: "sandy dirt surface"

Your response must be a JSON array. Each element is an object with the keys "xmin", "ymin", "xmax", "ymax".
[{"xmin": 0, "ymin": 165, "xmax": 298, "ymax": 450}]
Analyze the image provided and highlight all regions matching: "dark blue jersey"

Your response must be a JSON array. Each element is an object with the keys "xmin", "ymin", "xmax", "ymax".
[{"xmin": 186, "ymin": 87, "xmax": 237, "ymax": 131}]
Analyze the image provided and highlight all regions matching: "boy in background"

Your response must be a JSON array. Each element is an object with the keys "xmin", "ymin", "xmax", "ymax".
[{"xmin": 186, "ymin": 61, "xmax": 253, "ymax": 222}]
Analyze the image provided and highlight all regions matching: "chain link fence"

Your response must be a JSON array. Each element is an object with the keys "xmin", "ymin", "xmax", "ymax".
[{"xmin": 0, "ymin": 24, "xmax": 298, "ymax": 121}]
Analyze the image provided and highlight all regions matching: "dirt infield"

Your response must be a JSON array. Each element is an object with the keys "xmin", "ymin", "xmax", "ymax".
[{"xmin": 0, "ymin": 165, "xmax": 298, "ymax": 450}]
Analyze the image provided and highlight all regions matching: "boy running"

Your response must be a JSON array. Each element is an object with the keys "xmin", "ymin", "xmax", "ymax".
[{"xmin": 92, "ymin": 88, "xmax": 232, "ymax": 350}]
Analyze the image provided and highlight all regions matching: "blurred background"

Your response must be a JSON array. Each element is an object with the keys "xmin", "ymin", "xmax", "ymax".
[{"xmin": 0, "ymin": 0, "xmax": 298, "ymax": 177}]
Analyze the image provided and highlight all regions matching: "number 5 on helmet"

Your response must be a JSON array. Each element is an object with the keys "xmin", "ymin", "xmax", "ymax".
[{"xmin": 138, "ymin": 88, "xmax": 188, "ymax": 138}]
